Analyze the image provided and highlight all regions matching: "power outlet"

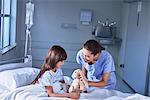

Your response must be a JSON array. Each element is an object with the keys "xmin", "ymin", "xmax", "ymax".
[{"xmin": 120, "ymin": 64, "xmax": 124, "ymax": 68}]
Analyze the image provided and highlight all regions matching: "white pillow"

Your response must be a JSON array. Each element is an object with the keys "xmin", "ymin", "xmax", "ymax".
[
  {"xmin": 0, "ymin": 67, "xmax": 40, "ymax": 90},
  {"xmin": 0, "ymin": 62, "xmax": 32, "ymax": 72}
]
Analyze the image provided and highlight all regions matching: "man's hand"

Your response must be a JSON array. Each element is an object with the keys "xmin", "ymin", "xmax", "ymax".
[{"xmin": 88, "ymin": 73, "xmax": 110, "ymax": 87}]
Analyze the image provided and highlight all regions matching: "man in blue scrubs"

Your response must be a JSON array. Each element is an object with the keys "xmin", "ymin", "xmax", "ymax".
[{"xmin": 76, "ymin": 39, "xmax": 116, "ymax": 91}]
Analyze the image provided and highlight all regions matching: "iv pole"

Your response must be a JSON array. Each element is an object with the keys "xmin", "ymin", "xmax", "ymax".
[{"xmin": 24, "ymin": 0, "xmax": 34, "ymax": 63}]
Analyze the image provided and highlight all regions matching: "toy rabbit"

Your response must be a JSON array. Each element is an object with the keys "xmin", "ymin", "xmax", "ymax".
[{"xmin": 69, "ymin": 69, "xmax": 88, "ymax": 93}]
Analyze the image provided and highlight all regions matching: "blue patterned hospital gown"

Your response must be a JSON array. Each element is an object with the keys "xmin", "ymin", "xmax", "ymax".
[
  {"xmin": 76, "ymin": 49, "xmax": 116, "ymax": 90},
  {"xmin": 37, "ymin": 68, "xmax": 65, "ymax": 94}
]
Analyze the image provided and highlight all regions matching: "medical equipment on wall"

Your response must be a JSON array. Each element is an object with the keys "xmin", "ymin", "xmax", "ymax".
[
  {"xmin": 92, "ymin": 18, "xmax": 116, "ymax": 38},
  {"xmin": 24, "ymin": 0, "xmax": 34, "ymax": 62}
]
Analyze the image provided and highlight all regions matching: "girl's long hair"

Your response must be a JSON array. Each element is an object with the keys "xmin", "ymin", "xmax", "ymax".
[{"xmin": 31, "ymin": 45, "xmax": 67, "ymax": 84}]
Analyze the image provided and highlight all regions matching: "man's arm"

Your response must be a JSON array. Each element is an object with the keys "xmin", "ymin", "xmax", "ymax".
[
  {"xmin": 88, "ymin": 72, "xmax": 110, "ymax": 87},
  {"xmin": 82, "ymin": 66, "xmax": 87, "ymax": 78}
]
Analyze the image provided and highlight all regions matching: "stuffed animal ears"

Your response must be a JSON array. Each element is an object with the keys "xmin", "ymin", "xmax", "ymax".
[{"xmin": 71, "ymin": 69, "xmax": 82, "ymax": 79}]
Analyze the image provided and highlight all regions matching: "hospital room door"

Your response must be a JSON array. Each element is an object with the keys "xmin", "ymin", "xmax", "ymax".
[{"xmin": 123, "ymin": 1, "xmax": 150, "ymax": 95}]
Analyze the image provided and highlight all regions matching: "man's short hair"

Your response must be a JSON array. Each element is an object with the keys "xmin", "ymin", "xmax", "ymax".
[{"xmin": 83, "ymin": 39, "xmax": 105, "ymax": 55}]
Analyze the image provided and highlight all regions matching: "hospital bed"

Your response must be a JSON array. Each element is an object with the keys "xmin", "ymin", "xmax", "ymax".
[{"xmin": 0, "ymin": 57, "xmax": 150, "ymax": 100}]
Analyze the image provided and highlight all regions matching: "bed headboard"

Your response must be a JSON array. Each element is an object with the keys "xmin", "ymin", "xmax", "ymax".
[{"xmin": 0, "ymin": 55, "xmax": 32, "ymax": 72}]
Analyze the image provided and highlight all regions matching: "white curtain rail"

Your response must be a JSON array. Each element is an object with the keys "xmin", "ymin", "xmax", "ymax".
[{"xmin": 0, "ymin": 56, "xmax": 28, "ymax": 65}]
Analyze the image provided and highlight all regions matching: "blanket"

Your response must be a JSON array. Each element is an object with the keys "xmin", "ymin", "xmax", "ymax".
[{"xmin": 0, "ymin": 84, "xmax": 149, "ymax": 100}]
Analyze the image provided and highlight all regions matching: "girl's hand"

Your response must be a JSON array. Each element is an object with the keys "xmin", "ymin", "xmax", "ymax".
[
  {"xmin": 59, "ymin": 80, "xmax": 65, "ymax": 83},
  {"xmin": 68, "ymin": 92, "xmax": 80, "ymax": 99}
]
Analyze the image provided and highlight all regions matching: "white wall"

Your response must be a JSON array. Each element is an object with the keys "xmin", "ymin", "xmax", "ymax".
[
  {"xmin": 117, "ymin": 3, "xmax": 129, "ymax": 77},
  {"xmin": 19, "ymin": 0, "xmax": 122, "ymax": 76},
  {"xmin": 148, "ymin": 0, "xmax": 150, "ymax": 96}
]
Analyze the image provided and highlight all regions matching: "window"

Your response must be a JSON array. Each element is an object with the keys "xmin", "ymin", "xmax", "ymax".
[{"xmin": 0, "ymin": 0, "xmax": 17, "ymax": 54}]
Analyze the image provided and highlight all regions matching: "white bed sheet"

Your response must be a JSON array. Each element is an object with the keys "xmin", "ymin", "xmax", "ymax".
[
  {"xmin": 0, "ymin": 84, "xmax": 150, "ymax": 100},
  {"xmin": 0, "ymin": 65, "xmax": 149, "ymax": 100}
]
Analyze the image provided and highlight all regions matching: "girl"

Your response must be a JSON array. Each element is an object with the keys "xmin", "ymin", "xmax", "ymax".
[{"xmin": 32, "ymin": 45, "xmax": 80, "ymax": 99}]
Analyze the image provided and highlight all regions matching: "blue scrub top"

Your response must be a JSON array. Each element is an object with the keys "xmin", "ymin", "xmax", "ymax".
[{"xmin": 76, "ymin": 49, "xmax": 116, "ymax": 89}]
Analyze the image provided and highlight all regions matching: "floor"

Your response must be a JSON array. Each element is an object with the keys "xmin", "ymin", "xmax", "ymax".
[{"xmin": 115, "ymin": 74, "xmax": 135, "ymax": 94}]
